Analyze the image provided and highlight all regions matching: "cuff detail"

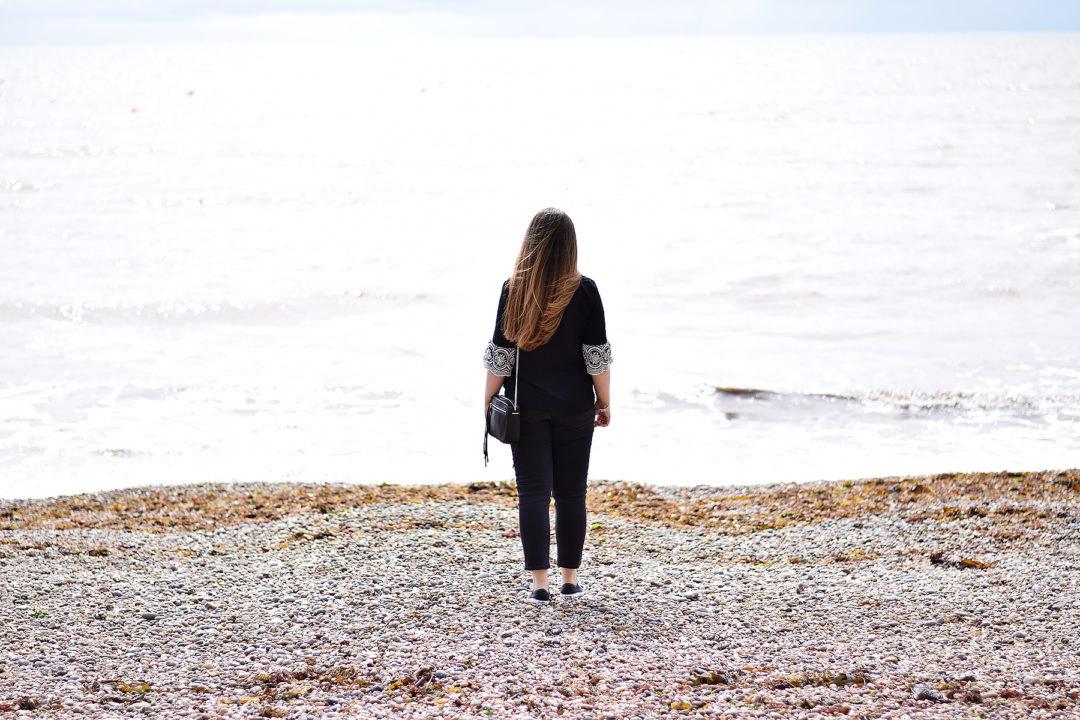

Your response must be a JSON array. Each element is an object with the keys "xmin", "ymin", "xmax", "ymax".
[
  {"xmin": 483, "ymin": 342, "xmax": 515, "ymax": 376},
  {"xmin": 582, "ymin": 343, "xmax": 613, "ymax": 375}
]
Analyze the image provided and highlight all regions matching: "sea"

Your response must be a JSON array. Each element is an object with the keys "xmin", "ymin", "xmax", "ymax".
[{"xmin": 2, "ymin": 35, "xmax": 1079, "ymax": 499}]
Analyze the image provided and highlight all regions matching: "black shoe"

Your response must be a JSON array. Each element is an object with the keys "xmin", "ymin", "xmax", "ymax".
[
  {"xmin": 525, "ymin": 589, "xmax": 551, "ymax": 605},
  {"xmin": 560, "ymin": 583, "xmax": 584, "ymax": 598}
]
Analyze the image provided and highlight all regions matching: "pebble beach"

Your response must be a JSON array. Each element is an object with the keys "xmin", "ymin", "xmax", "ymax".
[{"xmin": 1, "ymin": 470, "xmax": 1078, "ymax": 719}]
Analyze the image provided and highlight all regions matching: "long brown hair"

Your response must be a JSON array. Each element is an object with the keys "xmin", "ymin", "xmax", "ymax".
[{"xmin": 502, "ymin": 208, "xmax": 582, "ymax": 352}]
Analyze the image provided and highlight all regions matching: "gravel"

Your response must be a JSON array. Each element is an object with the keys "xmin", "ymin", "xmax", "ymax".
[{"xmin": 1, "ymin": 474, "xmax": 1078, "ymax": 718}]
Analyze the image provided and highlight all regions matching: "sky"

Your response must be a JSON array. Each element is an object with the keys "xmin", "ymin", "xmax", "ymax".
[{"xmin": 1, "ymin": 0, "xmax": 1079, "ymax": 43}]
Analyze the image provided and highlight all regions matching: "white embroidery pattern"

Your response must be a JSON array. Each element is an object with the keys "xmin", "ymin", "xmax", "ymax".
[
  {"xmin": 483, "ymin": 342, "xmax": 515, "ymax": 376},
  {"xmin": 582, "ymin": 343, "xmax": 613, "ymax": 375}
]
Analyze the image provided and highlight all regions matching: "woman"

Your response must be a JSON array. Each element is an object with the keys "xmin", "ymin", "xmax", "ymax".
[{"xmin": 483, "ymin": 207, "xmax": 613, "ymax": 606}]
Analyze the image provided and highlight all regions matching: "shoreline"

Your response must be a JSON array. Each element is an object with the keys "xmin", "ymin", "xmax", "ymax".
[
  {"xmin": 1, "ymin": 470, "xmax": 1078, "ymax": 718},
  {"xmin": 3, "ymin": 469, "xmax": 1077, "ymax": 535}
]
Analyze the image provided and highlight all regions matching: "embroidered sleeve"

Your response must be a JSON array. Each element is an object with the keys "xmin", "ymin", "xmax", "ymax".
[
  {"xmin": 582, "ymin": 343, "xmax": 613, "ymax": 375},
  {"xmin": 483, "ymin": 342, "xmax": 515, "ymax": 377}
]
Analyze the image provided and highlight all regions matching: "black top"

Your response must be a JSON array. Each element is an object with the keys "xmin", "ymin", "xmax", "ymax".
[{"xmin": 484, "ymin": 276, "xmax": 612, "ymax": 413}]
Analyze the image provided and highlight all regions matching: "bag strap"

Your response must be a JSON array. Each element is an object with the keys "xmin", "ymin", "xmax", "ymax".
[{"xmin": 512, "ymin": 347, "xmax": 520, "ymax": 410}]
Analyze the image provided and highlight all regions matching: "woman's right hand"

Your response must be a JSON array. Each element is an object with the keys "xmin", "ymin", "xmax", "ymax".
[
  {"xmin": 591, "ymin": 370, "xmax": 611, "ymax": 428},
  {"xmin": 594, "ymin": 401, "xmax": 611, "ymax": 428}
]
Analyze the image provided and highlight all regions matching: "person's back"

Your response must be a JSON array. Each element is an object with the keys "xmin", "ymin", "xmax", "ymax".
[{"xmin": 487, "ymin": 275, "xmax": 609, "ymax": 414}]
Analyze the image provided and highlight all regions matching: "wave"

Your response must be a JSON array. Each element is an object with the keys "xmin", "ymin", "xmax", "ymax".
[
  {"xmin": 0, "ymin": 292, "xmax": 435, "ymax": 324},
  {"xmin": 713, "ymin": 386, "xmax": 1080, "ymax": 418}
]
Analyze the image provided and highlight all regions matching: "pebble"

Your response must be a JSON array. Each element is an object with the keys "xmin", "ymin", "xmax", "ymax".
[{"xmin": 0, "ymin": 479, "xmax": 1077, "ymax": 719}]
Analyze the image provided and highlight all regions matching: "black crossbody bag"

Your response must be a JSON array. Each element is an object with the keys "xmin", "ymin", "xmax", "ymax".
[{"xmin": 484, "ymin": 347, "xmax": 520, "ymax": 466}]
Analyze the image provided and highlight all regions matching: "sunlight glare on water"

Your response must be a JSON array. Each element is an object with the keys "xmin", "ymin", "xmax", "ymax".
[{"xmin": 1, "ymin": 36, "xmax": 1079, "ymax": 498}]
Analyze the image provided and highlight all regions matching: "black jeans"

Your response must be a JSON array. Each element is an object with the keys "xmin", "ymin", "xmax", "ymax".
[{"xmin": 511, "ymin": 409, "xmax": 595, "ymax": 571}]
